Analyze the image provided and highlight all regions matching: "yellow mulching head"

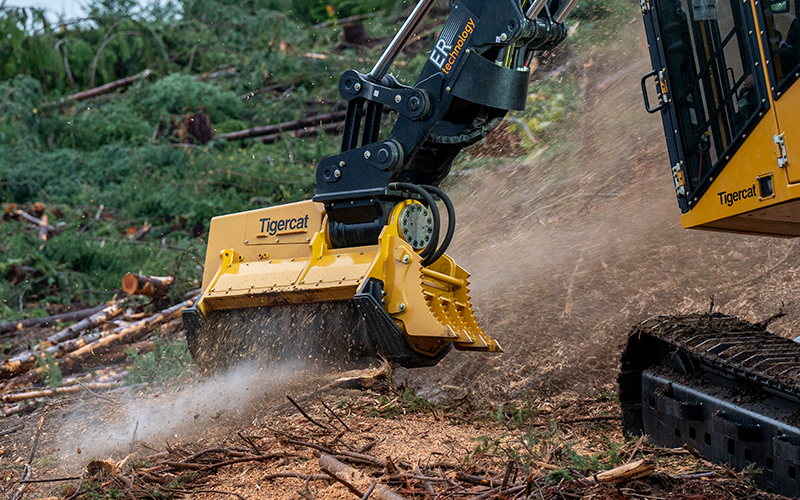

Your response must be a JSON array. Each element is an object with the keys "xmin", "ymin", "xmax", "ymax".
[{"xmin": 183, "ymin": 199, "xmax": 500, "ymax": 371}]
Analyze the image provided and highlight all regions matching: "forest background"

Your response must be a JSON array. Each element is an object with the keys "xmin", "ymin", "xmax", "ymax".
[{"xmin": 0, "ymin": 0, "xmax": 626, "ymax": 322}]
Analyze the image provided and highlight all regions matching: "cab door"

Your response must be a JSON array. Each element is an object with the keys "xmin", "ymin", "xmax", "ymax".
[
  {"xmin": 641, "ymin": 0, "xmax": 691, "ymax": 212},
  {"xmin": 642, "ymin": 0, "xmax": 770, "ymax": 211},
  {"xmin": 757, "ymin": 0, "xmax": 800, "ymax": 183}
]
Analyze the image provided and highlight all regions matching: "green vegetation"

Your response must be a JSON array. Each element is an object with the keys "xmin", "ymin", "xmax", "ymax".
[
  {"xmin": 367, "ymin": 388, "xmax": 439, "ymax": 418},
  {"xmin": 0, "ymin": 0, "xmax": 411, "ymax": 318},
  {"xmin": 0, "ymin": 0, "xmax": 635, "ymax": 323},
  {"xmin": 126, "ymin": 335, "xmax": 195, "ymax": 385},
  {"xmin": 34, "ymin": 352, "xmax": 64, "ymax": 388},
  {"xmin": 470, "ymin": 416, "xmax": 634, "ymax": 484}
]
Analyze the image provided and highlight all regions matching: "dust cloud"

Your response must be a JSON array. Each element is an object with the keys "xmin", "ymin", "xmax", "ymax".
[
  {"xmin": 56, "ymin": 360, "xmax": 309, "ymax": 465},
  {"xmin": 395, "ymin": 30, "xmax": 800, "ymax": 406}
]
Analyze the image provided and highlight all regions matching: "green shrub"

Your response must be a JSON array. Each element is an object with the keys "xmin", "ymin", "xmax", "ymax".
[
  {"xmin": 131, "ymin": 74, "xmax": 244, "ymax": 124},
  {"xmin": 126, "ymin": 335, "xmax": 196, "ymax": 385}
]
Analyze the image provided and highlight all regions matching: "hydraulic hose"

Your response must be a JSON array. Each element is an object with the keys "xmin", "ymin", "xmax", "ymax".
[
  {"xmin": 420, "ymin": 185, "xmax": 455, "ymax": 265},
  {"xmin": 389, "ymin": 182, "xmax": 440, "ymax": 261}
]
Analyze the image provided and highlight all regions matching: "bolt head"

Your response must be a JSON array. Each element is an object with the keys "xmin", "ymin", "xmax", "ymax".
[
  {"xmin": 395, "ymin": 94, "xmax": 402, "ymax": 103},
  {"xmin": 334, "ymin": 168, "xmax": 341, "ymax": 178},
  {"xmin": 399, "ymin": 303, "xmax": 406, "ymax": 311},
  {"xmin": 409, "ymin": 96, "xmax": 420, "ymax": 111},
  {"xmin": 364, "ymin": 150, "xmax": 371, "ymax": 159},
  {"xmin": 354, "ymin": 82, "xmax": 361, "ymax": 91},
  {"xmin": 339, "ymin": 160, "xmax": 346, "ymax": 167},
  {"xmin": 500, "ymin": 32, "xmax": 508, "ymax": 41},
  {"xmin": 402, "ymin": 255, "xmax": 410, "ymax": 264}
]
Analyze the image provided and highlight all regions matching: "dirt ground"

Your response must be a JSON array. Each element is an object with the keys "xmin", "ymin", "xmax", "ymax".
[{"xmin": 0, "ymin": 367, "xmax": 791, "ymax": 500}]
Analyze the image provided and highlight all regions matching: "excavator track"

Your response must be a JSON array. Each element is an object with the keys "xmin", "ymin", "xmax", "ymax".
[{"xmin": 619, "ymin": 313, "xmax": 800, "ymax": 497}]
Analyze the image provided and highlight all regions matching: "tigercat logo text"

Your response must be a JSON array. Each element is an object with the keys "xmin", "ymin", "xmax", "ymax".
[
  {"xmin": 258, "ymin": 215, "xmax": 310, "ymax": 237},
  {"xmin": 718, "ymin": 185, "xmax": 757, "ymax": 206},
  {"xmin": 429, "ymin": 18, "xmax": 475, "ymax": 75}
]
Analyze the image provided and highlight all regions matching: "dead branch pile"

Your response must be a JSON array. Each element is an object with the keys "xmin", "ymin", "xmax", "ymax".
[
  {"xmin": 0, "ymin": 275, "xmax": 198, "ymax": 416},
  {"xmin": 51, "ymin": 385, "xmax": 775, "ymax": 500}
]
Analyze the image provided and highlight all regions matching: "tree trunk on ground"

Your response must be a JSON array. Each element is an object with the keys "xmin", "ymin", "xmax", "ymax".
[{"xmin": 121, "ymin": 274, "xmax": 175, "ymax": 297}]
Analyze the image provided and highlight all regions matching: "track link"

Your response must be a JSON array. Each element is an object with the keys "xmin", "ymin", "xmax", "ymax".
[{"xmin": 619, "ymin": 313, "xmax": 800, "ymax": 497}]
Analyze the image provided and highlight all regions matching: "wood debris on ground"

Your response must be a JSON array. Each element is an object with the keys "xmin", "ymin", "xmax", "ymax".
[
  {"xmin": 2, "ymin": 370, "xmax": 783, "ymax": 500},
  {"xmin": 0, "ymin": 272, "xmax": 196, "ymax": 416}
]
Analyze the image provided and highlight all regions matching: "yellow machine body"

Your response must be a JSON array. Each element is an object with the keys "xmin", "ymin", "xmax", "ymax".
[
  {"xmin": 193, "ymin": 199, "xmax": 500, "ymax": 364},
  {"xmin": 643, "ymin": 0, "xmax": 800, "ymax": 238},
  {"xmin": 680, "ymin": 59, "xmax": 800, "ymax": 237}
]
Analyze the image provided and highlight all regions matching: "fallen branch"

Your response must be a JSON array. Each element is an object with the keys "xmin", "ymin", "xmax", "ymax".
[
  {"xmin": 220, "ymin": 110, "xmax": 347, "ymax": 141},
  {"xmin": 455, "ymin": 472, "xmax": 500, "ymax": 487},
  {"xmin": 163, "ymin": 452, "xmax": 297, "ymax": 472},
  {"xmin": 589, "ymin": 459, "xmax": 654, "ymax": 484},
  {"xmin": 0, "ymin": 304, "xmax": 107, "ymax": 335},
  {"xmin": 0, "ymin": 424, "xmax": 24, "ymax": 437},
  {"xmin": 19, "ymin": 476, "xmax": 81, "ymax": 484},
  {"xmin": 13, "ymin": 416, "xmax": 44, "ymax": 500},
  {"xmin": 42, "ymin": 301, "xmax": 124, "ymax": 346},
  {"xmin": 0, "ymin": 301, "xmax": 125, "ymax": 380},
  {"xmin": 1, "ymin": 380, "xmax": 126, "ymax": 403},
  {"xmin": 259, "ymin": 121, "xmax": 343, "ymax": 144},
  {"xmin": 4, "ymin": 298, "xmax": 194, "ymax": 389},
  {"xmin": 45, "ymin": 69, "xmax": 152, "ymax": 107},
  {"xmin": 286, "ymin": 394, "xmax": 329, "ymax": 430},
  {"xmin": 8, "ymin": 208, "xmax": 59, "ymax": 237},
  {"xmin": 319, "ymin": 454, "xmax": 403, "ymax": 500}
]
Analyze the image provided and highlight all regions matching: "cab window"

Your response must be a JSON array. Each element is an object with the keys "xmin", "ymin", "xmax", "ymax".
[{"xmin": 761, "ymin": 0, "xmax": 800, "ymax": 91}]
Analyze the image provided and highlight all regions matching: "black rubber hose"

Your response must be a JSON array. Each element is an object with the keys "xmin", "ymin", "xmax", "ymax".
[
  {"xmin": 388, "ymin": 182, "xmax": 440, "ymax": 260},
  {"xmin": 420, "ymin": 185, "xmax": 455, "ymax": 265}
]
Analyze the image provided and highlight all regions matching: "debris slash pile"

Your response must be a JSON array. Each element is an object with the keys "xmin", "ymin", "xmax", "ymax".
[
  {"xmin": 23, "ymin": 377, "xmax": 788, "ymax": 500},
  {"xmin": 0, "ymin": 273, "xmax": 198, "ymax": 416}
]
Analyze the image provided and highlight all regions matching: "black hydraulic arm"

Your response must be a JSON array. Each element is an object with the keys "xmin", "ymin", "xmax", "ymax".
[{"xmin": 313, "ymin": 0, "xmax": 572, "ymax": 248}]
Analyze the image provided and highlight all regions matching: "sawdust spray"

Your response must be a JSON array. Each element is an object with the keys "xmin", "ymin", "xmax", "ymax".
[
  {"xmin": 394, "ymin": 26, "xmax": 798, "ymax": 405},
  {"xmin": 57, "ymin": 360, "xmax": 308, "ymax": 465}
]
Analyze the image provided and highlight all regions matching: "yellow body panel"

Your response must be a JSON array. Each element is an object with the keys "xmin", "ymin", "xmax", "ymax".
[
  {"xmin": 679, "ymin": 1, "xmax": 800, "ymax": 238},
  {"xmin": 777, "ymin": 71, "xmax": 800, "ymax": 184},
  {"xmin": 196, "ymin": 199, "xmax": 501, "ymax": 356}
]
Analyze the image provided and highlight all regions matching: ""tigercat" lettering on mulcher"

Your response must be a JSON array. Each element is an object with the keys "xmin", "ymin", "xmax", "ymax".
[
  {"xmin": 259, "ymin": 215, "xmax": 309, "ymax": 236},
  {"xmin": 718, "ymin": 185, "xmax": 757, "ymax": 206}
]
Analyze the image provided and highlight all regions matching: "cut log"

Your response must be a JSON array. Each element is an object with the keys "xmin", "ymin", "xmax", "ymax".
[
  {"xmin": 121, "ymin": 273, "xmax": 175, "ymax": 297},
  {"xmin": 46, "ymin": 69, "xmax": 153, "ymax": 106},
  {"xmin": 220, "ymin": 110, "xmax": 347, "ymax": 141},
  {"xmin": 590, "ymin": 459, "xmax": 654, "ymax": 484},
  {"xmin": 0, "ymin": 304, "xmax": 108, "ymax": 335},
  {"xmin": 259, "ymin": 121, "xmax": 344, "ymax": 144},
  {"xmin": 3, "ymin": 297, "xmax": 195, "ymax": 390},
  {"xmin": 1, "ymin": 379, "xmax": 128, "ymax": 403},
  {"xmin": 319, "ymin": 454, "xmax": 403, "ymax": 500},
  {"xmin": 42, "ymin": 301, "xmax": 124, "ymax": 346},
  {"xmin": 10, "ymin": 209, "xmax": 59, "ymax": 236},
  {"xmin": 0, "ymin": 302, "xmax": 124, "ymax": 380}
]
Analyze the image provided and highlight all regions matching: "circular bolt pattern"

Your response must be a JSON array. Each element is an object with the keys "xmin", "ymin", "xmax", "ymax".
[{"xmin": 398, "ymin": 203, "xmax": 433, "ymax": 251}]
